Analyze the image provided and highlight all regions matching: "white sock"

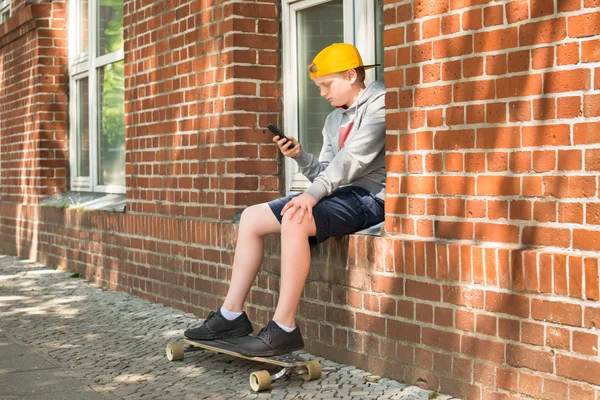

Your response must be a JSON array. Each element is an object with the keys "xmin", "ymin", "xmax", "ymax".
[
  {"xmin": 220, "ymin": 307, "xmax": 243, "ymax": 321},
  {"xmin": 274, "ymin": 321, "xmax": 295, "ymax": 333}
]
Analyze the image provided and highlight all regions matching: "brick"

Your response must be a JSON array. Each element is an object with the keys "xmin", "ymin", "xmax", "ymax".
[
  {"xmin": 574, "ymin": 122, "xmax": 600, "ymax": 144},
  {"xmin": 462, "ymin": 9, "xmax": 482, "ymax": 30},
  {"xmin": 532, "ymin": 46, "xmax": 554, "ymax": 69},
  {"xmin": 572, "ymin": 331, "xmax": 598, "ymax": 356},
  {"xmin": 506, "ymin": 0, "xmax": 529, "ymax": 24},
  {"xmin": 559, "ymin": 0, "xmax": 581, "ymax": 12},
  {"xmin": 443, "ymin": 60, "xmax": 462, "ymax": 81},
  {"xmin": 584, "ymin": 94, "xmax": 600, "ymax": 117},
  {"xmin": 414, "ymin": 86, "xmax": 452, "ymax": 107},
  {"xmin": 497, "ymin": 367, "xmax": 518, "ymax": 392},
  {"xmin": 574, "ymin": 229, "xmax": 600, "ymax": 251},
  {"xmin": 557, "ymin": 354, "xmax": 600, "ymax": 385},
  {"xmin": 542, "ymin": 378, "xmax": 569, "ymax": 400},
  {"xmin": 523, "ymin": 226, "xmax": 571, "ymax": 248},
  {"xmin": 520, "ymin": 18, "xmax": 567, "ymax": 46},
  {"xmin": 477, "ymin": 176, "xmax": 520, "ymax": 196},
  {"xmin": 434, "ymin": 36, "xmax": 473, "ymax": 59},
  {"xmin": 475, "ymin": 313, "xmax": 496, "ymax": 336},
  {"xmin": 531, "ymin": 298, "xmax": 582, "ymax": 326},
  {"xmin": 475, "ymin": 28, "xmax": 518, "ymax": 52},
  {"xmin": 454, "ymin": 79, "xmax": 495, "ymax": 102},
  {"xmin": 498, "ymin": 318, "xmax": 520, "ymax": 341},
  {"xmin": 387, "ymin": 319, "xmax": 420, "ymax": 343},
  {"xmin": 568, "ymin": 12, "xmax": 600, "ymax": 38},
  {"xmin": 520, "ymin": 372, "xmax": 543, "ymax": 398},
  {"xmin": 569, "ymin": 384, "xmax": 596, "ymax": 400},
  {"xmin": 582, "ymin": 39, "xmax": 600, "ymax": 62},
  {"xmin": 584, "ymin": 258, "xmax": 600, "ymax": 300},
  {"xmin": 557, "ymin": 42, "xmax": 580, "ymax": 66},
  {"xmin": 405, "ymin": 280, "xmax": 441, "ymax": 302},
  {"xmin": 521, "ymin": 321, "xmax": 544, "ymax": 346},
  {"xmin": 546, "ymin": 326, "xmax": 571, "ymax": 350},
  {"xmin": 423, "ymin": 327, "xmax": 461, "ymax": 352},
  {"xmin": 558, "ymin": 150, "xmax": 582, "ymax": 171},
  {"xmin": 544, "ymin": 69, "xmax": 591, "ymax": 93},
  {"xmin": 557, "ymin": 96, "xmax": 583, "ymax": 118},
  {"xmin": 461, "ymin": 335, "xmax": 505, "ymax": 363},
  {"xmin": 533, "ymin": 97, "xmax": 556, "ymax": 120},
  {"xmin": 485, "ymin": 291, "xmax": 529, "ymax": 317},
  {"xmin": 497, "ymin": 74, "xmax": 542, "ymax": 98},
  {"xmin": 507, "ymin": 343, "xmax": 554, "ymax": 372},
  {"xmin": 508, "ymin": 50, "xmax": 530, "ymax": 73},
  {"xmin": 486, "ymin": 54, "xmax": 506, "ymax": 75},
  {"xmin": 444, "ymin": 285, "xmax": 484, "ymax": 309},
  {"xmin": 475, "ymin": 223, "xmax": 518, "ymax": 244},
  {"xmin": 414, "ymin": 0, "xmax": 449, "ymax": 18}
]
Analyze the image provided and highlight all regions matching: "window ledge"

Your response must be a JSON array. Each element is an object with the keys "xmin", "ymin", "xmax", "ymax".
[
  {"xmin": 355, "ymin": 221, "xmax": 383, "ymax": 236},
  {"xmin": 40, "ymin": 191, "xmax": 125, "ymax": 213}
]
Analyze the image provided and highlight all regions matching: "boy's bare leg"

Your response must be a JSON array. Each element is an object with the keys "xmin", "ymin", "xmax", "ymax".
[
  {"xmin": 222, "ymin": 203, "xmax": 281, "ymax": 312},
  {"xmin": 272, "ymin": 214, "xmax": 316, "ymax": 328}
]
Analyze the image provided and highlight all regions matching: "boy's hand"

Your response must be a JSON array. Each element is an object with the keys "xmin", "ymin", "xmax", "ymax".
[
  {"xmin": 273, "ymin": 135, "xmax": 301, "ymax": 158},
  {"xmin": 281, "ymin": 193, "xmax": 317, "ymax": 224}
]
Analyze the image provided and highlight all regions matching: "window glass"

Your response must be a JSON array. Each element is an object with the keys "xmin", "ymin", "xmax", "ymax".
[
  {"xmin": 97, "ymin": 61, "xmax": 125, "ymax": 187},
  {"xmin": 296, "ymin": 0, "xmax": 344, "ymax": 158},
  {"xmin": 78, "ymin": 0, "xmax": 89, "ymax": 55},
  {"xmin": 76, "ymin": 78, "xmax": 90, "ymax": 177},
  {"xmin": 0, "ymin": 3, "xmax": 9, "ymax": 24},
  {"xmin": 97, "ymin": 0, "xmax": 123, "ymax": 56}
]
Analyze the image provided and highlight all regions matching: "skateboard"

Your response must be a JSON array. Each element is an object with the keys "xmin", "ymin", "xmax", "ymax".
[{"xmin": 166, "ymin": 336, "xmax": 322, "ymax": 392}]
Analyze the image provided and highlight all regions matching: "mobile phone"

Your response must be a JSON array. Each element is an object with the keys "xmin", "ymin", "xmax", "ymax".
[{"xmin": 267, "ymin": 124, "xmax": 295, "ymax": 149}]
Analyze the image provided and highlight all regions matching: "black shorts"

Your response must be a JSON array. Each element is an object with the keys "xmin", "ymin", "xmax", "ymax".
[{"xmin": 267, "ymin": 186, "xmax": 385, "ymax": 247}]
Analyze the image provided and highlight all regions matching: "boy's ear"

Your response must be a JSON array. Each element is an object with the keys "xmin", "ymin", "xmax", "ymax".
[{"xmin": 347, "ymin": 68, "xmax": 358, "ymax": 84}]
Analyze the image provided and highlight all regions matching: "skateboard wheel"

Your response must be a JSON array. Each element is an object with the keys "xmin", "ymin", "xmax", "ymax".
[
  {"xmin": 249, "ymin": 370, "xmax": 271, "ymax": 392},
  {"xmin": 304, "ymin": 360, "xmax": 322, "ymax": 381},
  {"xmin": 166, "ymin": 343, "xmax": 185, "ymax": 361}
]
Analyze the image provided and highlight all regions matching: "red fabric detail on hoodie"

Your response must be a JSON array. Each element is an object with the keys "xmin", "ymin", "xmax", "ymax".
[{"xmin": 339, "ymin": 121, "xmax": 354, "ymax": 149}]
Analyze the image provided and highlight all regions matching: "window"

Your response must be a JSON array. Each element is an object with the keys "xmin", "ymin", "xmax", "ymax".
[
  {"xmin": 68, "ymin": 0, "xmax": 124, "ymax": 193},
  {"xmin": 282, "ymin": 0, "xmax": 384, "ymax": 193},
  {"xmin": 0, "ymin": 0, "xmax": 10, "ymax": 24}
]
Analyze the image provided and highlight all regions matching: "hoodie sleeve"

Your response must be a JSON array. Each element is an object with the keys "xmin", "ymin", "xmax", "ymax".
[
  {"xmin": 304, "ymin": 92, "xmax": 386, "ymax": 202},
  {"xmin": 292, "ymin": 120, "xmax": 335, "ymax": 182}
]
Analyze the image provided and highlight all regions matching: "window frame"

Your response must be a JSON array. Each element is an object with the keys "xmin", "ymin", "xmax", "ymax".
[
  {"xmin": 68, "ymin": 0, "xmax": 125, "ymax": 194},
  {"xmin": 281, "ymin": 0, "xmax": 381, "ymax": 194},
  {"xmin": 0, "ymin": 0, "xmax": 10, "ymax": 23}
]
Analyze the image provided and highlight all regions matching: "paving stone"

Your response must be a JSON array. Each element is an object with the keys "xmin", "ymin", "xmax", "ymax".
[{"xmin": 0, "ymin": 254, "xmax": 457, "ymax": 399}]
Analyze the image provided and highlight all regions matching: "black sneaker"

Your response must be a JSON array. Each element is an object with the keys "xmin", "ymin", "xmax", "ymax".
[
  {"xmin": 236, "ymin": 320, "xmax": 304, "ymax": 357},
  {"xmin": 184, "ymin": 309, "xmax": 253, "ymax": 340}
]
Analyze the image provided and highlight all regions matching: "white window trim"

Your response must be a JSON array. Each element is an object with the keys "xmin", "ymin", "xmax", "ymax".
[
  {"xmin": 0, "ymin": 0, "xmax": 11, "ymax": 22},
  {"xmin": 68, "ymin": 0, "xmax": 125, "ymax": 194},
  {"xmin": 282, "ymin": 0, "xmax": 378, "ymax": 194}
]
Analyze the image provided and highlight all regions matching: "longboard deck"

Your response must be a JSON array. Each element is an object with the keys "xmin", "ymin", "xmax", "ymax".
[{"xmin": 184, "ymin": 336, "xmax": 307, "ymax": 368}]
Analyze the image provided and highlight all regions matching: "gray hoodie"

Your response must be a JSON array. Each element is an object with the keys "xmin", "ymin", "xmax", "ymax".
[{"xmin": 293, "ymin": 80, "xmax": 386, "ymax": 202}]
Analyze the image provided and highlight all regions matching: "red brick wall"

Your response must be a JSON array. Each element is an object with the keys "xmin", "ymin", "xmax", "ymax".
[
  {"xmin": 380, "ymin": 0, "xmax": 600, "ymax": 398},
  {"xmin": 1, "ymin": 1, "xmax": 600, "ymax": 399},
  {"xmin": 0, "ymin": 2, "xmax": 68, "ymax": 204},
  {"xmin": 124, "ymin": 0, "xmax": 282, "ymax": 220}
]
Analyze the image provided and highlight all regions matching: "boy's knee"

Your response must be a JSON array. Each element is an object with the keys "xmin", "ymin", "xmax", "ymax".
[
  {"xmin": 280, "ymin": 214, "xmax": 313, "ymax": 237},
  {"xmin": 240, "ymin": 204, "xmax": 264, "ymax": 226}
]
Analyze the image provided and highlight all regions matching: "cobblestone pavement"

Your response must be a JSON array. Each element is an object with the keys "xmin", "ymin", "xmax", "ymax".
[{"xmin": 0, "ymin": 255, "xmax": 458, "ymax": 400}]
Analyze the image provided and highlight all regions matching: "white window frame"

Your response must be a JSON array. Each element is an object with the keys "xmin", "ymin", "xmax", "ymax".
[
  {"xmin": 0, "ymin": 0, "xmax": 11, "ymax": 23},
  {"xmin": 68, "ymin": 0, "xmax": 125, "ymax": 194},
  {"xmin": 282, "ymin": 0, "xmax": 380, "ymax": 194}
]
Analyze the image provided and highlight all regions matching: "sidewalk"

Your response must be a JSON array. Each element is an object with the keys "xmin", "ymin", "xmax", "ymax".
[{"xmin": 0, "ymin": 254, "xmax": 457, "ymax": 400}]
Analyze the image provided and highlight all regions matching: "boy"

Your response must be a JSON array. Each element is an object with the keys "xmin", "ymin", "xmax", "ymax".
[{"xmin": 184, "ymin": 43, "xmax": 386, "ymax": 357}]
